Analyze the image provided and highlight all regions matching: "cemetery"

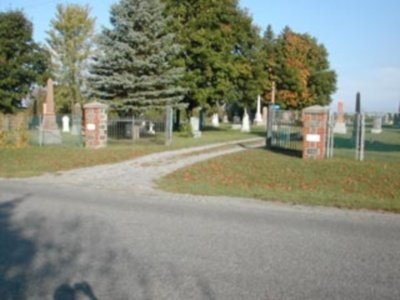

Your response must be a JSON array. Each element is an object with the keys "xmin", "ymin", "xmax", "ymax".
[
  {"xmin": 2, "ymin": 2, "xmax": 400, "ymax": 300},
  {"xmin": 2, "ymin": 88, "xmax": 399, "ymax": 213}
]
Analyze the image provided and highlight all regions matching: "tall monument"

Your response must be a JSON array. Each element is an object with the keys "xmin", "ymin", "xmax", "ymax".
[
  {"xmin": 254, "ymin": 95, "xmax": 263, "ymax": 126},
  {"xmin": 333, "ymin": 100, "xmax": 347, "ymax": 134},
  {"xmin": 41, "ymin": 78, "xmax": 61, "ymax": 144}
]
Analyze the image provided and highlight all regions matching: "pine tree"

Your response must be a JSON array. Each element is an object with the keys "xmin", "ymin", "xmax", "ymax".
[
  {"xmin": 89, "ymin": 0, "xmax": 185, "ymax": 115},
  {"xmin": 46, "ymin": 4, "xmax": 95, "ymax": 113},
  {"xmin": 0, "ymin": 10, "xmax": 49, "ymax": 114}
]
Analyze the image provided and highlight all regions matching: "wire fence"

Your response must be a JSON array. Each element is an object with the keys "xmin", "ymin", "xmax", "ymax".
[
  {"xmin": 331, "ymin": 113, "xmax": 400, "ymax": 162},
  {"xmin": 266, "ymin": 108, "xmax": 400, "ymax": 162},
  {"xmin": 0, "ymin": 110, "xmax": 172, "ymax": 148},
  {"xmin": 107, "ymin": 117, "xmax": 167, "ymax": 145}
]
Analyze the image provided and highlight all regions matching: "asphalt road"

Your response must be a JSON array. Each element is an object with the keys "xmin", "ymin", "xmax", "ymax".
[{"xmin": 1, "ymin": 179, "xmax": 400, "ymax": 300}]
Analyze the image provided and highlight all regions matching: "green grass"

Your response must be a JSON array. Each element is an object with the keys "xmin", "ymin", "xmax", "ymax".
[
  {"xmin": 0, "ymin": 125, "xmax": 264, "ymax": 178},
  {"xmin": 158, "ymin": 148, "xmax": 400, "ymax": 213}
]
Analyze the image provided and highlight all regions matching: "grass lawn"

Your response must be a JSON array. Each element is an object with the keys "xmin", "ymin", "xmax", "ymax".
[
  {"xmin": 158, "ymin": 148, "xmax": 400, "ymax": 213},
  {"xmin": 0, "ymin": 125, "xmax": 265, "ymax": 178}
]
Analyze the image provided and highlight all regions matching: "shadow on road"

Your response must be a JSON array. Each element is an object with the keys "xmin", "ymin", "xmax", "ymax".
[
  {"xmin": 0, "ymin": 196, "xmax": 34, "ymax": 300},
  {"xmin": 0, "ymin": 196, "xmax": 99, "ymax": 300},
  {"xmin": 0, "ymin": 193, "xmax": 217, "ymax": 299},
  {"xmin": 53, "ymin": 282, "xmax": 98, "ymax": 300}
]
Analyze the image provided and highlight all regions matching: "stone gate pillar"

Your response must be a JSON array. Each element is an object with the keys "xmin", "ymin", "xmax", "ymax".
[
  {"xmin": 83, "ymin": 102, "xmax": 108, "ymax": 149},
  {"xmin": 302, "ymin": 105, "xmax": 329, "ymax": 160}
]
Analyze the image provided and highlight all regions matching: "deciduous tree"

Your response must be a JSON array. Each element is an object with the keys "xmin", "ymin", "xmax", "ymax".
[
  {"xmin": 163, "ymin": 0, "xmax": 264, "ymax": 111},
  {"xmin": 46, "ymin": 4, "xmax": 95, "ymax": 113},
  {"xmin": 263, "ymin": 26, "xmax": 336, "ymax": 109},
  {"xmin": 0, "ymin": 10, "xmax": 49, "ymax": 114}
]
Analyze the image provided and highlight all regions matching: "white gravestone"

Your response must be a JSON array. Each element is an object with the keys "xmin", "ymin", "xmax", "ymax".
[
  {"xmin": 241, "ymin": 109, "xmax": 251, "ymax": 132},
  {"xmin": 148, "ymin": 122, "xmax": 155, "ymax": 135},
  {"xmin": 190, "ymin": 116, "xmax": 202, "ymax": 138},
  {"xmin": 62, "ymin": 115, "xmax": 70, "ymax": 132},
  {"xmin": 371, "ymin": 116, "xmax": 382, "ymax": 134},
  {"xmin": 211, "ymin": 113, "xmax": 219, "ymax": 127}
]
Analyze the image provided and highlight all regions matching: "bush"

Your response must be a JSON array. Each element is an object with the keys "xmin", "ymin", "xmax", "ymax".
[{"xmin": 0, "ymin": 113, "xmax": 29, "ymax": 148}]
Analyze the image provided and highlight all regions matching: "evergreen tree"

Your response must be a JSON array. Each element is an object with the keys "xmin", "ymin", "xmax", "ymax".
[
  {"xmin": 46, "ymin": 4, "xmax": 96, "ymax": 113},
  {"xmin": 89, "ymin": 0, "xmax": 185, "ymax": 115},
  {"xmin": 0, "ymin": 10, "xmax": 49, "ymax": 114}
]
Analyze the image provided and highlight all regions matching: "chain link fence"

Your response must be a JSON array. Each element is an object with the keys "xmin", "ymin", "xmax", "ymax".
[
  {"xmin": 0, "ymin": 106, "xmax": 174, "ymax": 148},
  {"xmin": 1, "ymin": 113, "xmax": 83, "ymax": 148},
  {"xmin": 330, "ymin": 112, "xmax": 400, "ymax": 162}
]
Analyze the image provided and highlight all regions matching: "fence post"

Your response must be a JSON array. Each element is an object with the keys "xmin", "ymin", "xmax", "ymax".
[
  {"xmin": 266, "ymin": 104, "xmax": 274, "ymax": 148},
  {"xmin": 131, "ymin": 116, "xmax": 140, "ymax": 141},
  {"xmin": 165, "ymin": 106, "xmax": 173, "ymax": 146},
  {"xmin": 355, "ymin": 113, "xmax": 365, "ymax": 161},
  {"xmin": 326, "ymin": 112, "xmax": 334, "ymax": 158}
]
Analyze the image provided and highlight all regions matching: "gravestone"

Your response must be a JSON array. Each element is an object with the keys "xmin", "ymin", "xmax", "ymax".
[
  {"xmin": 241, "ymin": 109, "xmax": 251, "ymax": 132},
  {"xmin": 333, "ymin": 101, "xmax": 347, "ymax": 134},
  {"xmin": 231, "ymin": 114, "xmax": 241, "ymax": 130},
  {"xmin": 384, "ymin": 114, "xmax": 391, "ymax": 125},
  {"xmin": 223, "ymin": 114, "xmax": 229, "ymax": 123},
  {"xmin": 62, "ymin": 115, "xmax": 70, "ymax": 132},
  {"xmin": 211, "ymin": 113, "xmax": 219, "ymax": 127},
  {"xmin": 41, "ymin": 78, "xmax": 61, "ymax": 144},
  {"xmin": 71, "ymin": 103, "xmax": 82, "ymax": 136},
  {"xmin": 371, "ymin": 116, "xmax": 382, "ymax": 134},
  {"xmin": 254, "ymin": 95, "xmax": 263, "ymax": 126},
  {"xmin": 148, "ymin": 122, "xmax": 155, "ymax": 135},
  {"xmin": 262, "ymin": 106, "xmax": 268, "ymax": 127},
  {"xmin": 190, "ymin": 116, "xmax": 202, "ymax": 138}
]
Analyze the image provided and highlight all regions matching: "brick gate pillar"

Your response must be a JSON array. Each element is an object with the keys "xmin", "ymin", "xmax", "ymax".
[
  {"xmin": 302, "ymin": 105, "xmax": 329, "ymax": 160},
  {"xmin": 83, "ymin": 102, "xmax": 108, "ymax": 149}
]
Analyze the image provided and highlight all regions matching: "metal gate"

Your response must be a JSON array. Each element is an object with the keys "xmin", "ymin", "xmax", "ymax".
[
  {"xmin": 267, "ymin": 108, "xmax": 303, "ymax": 155},
  {"xmin": 107, "ymin": 107, "xmax": 173, "ymax": 145}
]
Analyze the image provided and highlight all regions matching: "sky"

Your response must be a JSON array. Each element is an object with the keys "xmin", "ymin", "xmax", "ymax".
[{"xmin": 1, "ymin": 0, "xmax": 399, "ymax": 113}]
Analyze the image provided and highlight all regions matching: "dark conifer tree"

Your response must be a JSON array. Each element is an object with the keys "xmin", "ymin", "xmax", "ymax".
[{"xmin": 89, "ymin": 0, "xmax": 185, "ymax": 115}]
